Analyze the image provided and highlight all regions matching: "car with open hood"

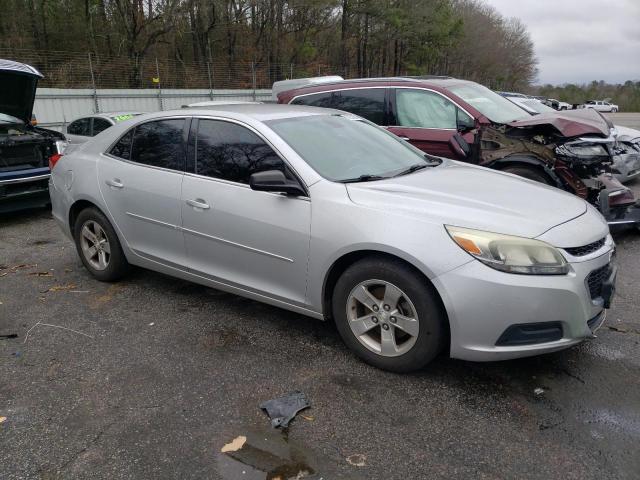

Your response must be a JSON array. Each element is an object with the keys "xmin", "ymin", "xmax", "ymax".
[
  {"xmin": 0, "ymin": 59, "xmax": 66, "ymax": 213},
  {"xmin": 49, "ymin": 104, "xmax": 616, "ymax": 372},
  {"xmin": 277, "ymin": 76, "xmax": 640, "ymax": 229}
]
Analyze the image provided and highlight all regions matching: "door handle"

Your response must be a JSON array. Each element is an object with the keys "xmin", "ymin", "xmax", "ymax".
[
  {"xmin": 399, "ymin": 136, "xmax": 410, "ymax": 141},
  {"xmin": 105, "ymin": 178, "xmax": 124, "ymax": 189},
  {"xmin": 186, "ymin": 198, "xmax": 210, "ymax": 210}
]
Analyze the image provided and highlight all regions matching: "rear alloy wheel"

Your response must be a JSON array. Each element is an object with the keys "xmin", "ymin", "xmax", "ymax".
[
  {"xmin": 332, "ymin": 258, "xmax": 446, "ymax": 372},
  {"xmin": 502, "ymin": 165, "xmax": 552, "ymax": 186},
  {"xmin": 73, "ymin": 208, "xmax": 129, "ymax": 282}
]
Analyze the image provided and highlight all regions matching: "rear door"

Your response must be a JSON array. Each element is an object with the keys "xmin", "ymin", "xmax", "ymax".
[
  {"xmin": 388, "ymin": 88, "xmax": 474, "ymax": 159},
  {"xmin": 98, "ymin": 118, "xmax": 188, "ymax": 268},
  {"xmin": 181, "ymin": 118, "xmax": 311, "ymax": 305}
]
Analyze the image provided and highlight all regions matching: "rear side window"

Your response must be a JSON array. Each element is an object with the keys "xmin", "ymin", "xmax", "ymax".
[
  {"xmin": 68, "ymin": 118, "xmax": 91, "ymax": 136},
  {"xmin": 109, "ymin": 129, "xmax": 134, "ymax": 160},
  {"xmin": 92, "ymin": 118, "xmax": 112, "ymax": 136},
  {"xmin": 291, "ymin": 92, "xmax": 335, "ymax": 108},
  {"xmin": 130, "ymin": 119, "xmax": 186, "ymax": 171},
  {"xmin": 333, "ymin": 89, "xmax": 386, "ymax": 124},
  {"xmin": 195, "ymin": 119, "xmax": 294, "ymax": 184}
]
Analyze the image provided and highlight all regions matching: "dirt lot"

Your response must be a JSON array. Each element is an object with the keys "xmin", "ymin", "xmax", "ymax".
[{"xmin": 1, "ymin": 179, "xmax": 639, "ymax": 479}]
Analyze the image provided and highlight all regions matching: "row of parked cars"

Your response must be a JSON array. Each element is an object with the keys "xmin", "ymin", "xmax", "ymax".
[{"xmin": 0, "ymin": 60, "xmax": 632, "ymax": 371}]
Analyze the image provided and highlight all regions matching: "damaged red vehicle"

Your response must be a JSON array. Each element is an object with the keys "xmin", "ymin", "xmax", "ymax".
[{"xmin": 278, "ymin": 77, "xmax": 639, "ymax": 228}]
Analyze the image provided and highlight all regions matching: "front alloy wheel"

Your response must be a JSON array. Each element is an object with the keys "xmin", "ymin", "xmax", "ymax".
[
  {"xmin": 346, "ymin": 280, "xmax": 419, "ymax": 357},
  {"xmin": 332, "ymin": 257, "xmax": 446, "ymax": 372}
]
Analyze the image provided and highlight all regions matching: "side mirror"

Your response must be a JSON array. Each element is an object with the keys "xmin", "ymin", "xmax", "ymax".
[
  {"xmin": 456, "ymin": 109, "xmax": 475, "ymax": 132},
  {"xmin": 249, "ymin": 170, "xmax": 306, "ymax": 197},
  {"xmin": 449, "ymin": 133, "xmax": 470, "ymax": 158}
]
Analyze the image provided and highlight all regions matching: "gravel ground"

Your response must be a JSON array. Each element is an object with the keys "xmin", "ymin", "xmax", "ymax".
[{"xmin": 1, "ymin": 179, "xmax": 639, "ymax": 480}]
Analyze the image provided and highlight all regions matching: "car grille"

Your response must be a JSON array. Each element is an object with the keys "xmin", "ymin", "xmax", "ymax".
[
  {"xmin": 565, "ymin": 237, "xmax": 606, "ymax": 257},
  {"xmin": 586, "ymin": 265, "xmax": 609, "ymax": 299}
]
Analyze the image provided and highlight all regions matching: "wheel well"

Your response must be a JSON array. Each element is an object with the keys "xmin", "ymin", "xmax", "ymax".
[
  {"xmin": 322, "ymin": 250, "xmax": 450, "ymax": 342},
  {"xmin": 494, "ymin": 159, "xmax": 556, "ymax": 185},
  {"xmin": 68, "ymin": 200, "xmax": 102, "ymax": 232}
]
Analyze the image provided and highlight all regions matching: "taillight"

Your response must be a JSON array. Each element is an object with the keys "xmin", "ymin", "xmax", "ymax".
[{"xmin": 49, "ymin": 153, "xmax": 63, "ymax": 170}]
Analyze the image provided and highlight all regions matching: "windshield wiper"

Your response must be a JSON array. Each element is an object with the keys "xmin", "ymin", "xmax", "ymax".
[
  {"xmin": 391, "ymin": 163, "xmax": 429, "ymax": 177},
  {"xmin": 339, "ymin": 174, "xmax": 387, "ymax": 183}
]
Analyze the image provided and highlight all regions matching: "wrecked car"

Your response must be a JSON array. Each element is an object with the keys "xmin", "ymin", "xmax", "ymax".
[
  {"xmin": 277, "ymin": 76, "xmax": 640, "ymax": 229},
  {"xmin": 505, "ymin": 95, "xmax": 640, "ymax": 184},
  {"xmin": 0, "ymin": 59, "xmax": 66, "ymax": 213}
]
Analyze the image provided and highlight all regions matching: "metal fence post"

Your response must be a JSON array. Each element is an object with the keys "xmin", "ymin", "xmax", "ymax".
[
  {"xmin": 206, "ymin": 62, "xmax": 214, "ymax": 100},
  {"xmin": 290, "ymin": 63, "xmax": 293, "ymax": 79},
  {"xmin": 155, "ymin": 57, "xmax": 163, "ymax": 110},
  {"xmin": 88, "ymin": 53, "xmax": 99, "ymax": 113},
  {"xmin": 251, "ymin": 62, "xmax": 256, "ymax": 101}
]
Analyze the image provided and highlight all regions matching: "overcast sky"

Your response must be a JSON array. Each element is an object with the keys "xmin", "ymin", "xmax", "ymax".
[{"xmin": 483, "ymin": 0, "xmax": 640, "ymax": 85}]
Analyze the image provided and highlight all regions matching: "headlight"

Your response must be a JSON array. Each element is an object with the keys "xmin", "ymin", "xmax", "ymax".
[
  {"xmin": 445, "ymin": 226, "xmax": 569, "ymax": 275},
  {"xmin": 561, "ymin": 143, "xmax": 608, "ymax": 157}
]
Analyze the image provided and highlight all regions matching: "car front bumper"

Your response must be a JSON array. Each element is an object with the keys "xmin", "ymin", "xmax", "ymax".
[
  {"xmin": 433, "ymin": 246, "xmax": 615, "ymax": 362},
  {"xmin": 0, "ymin": 169, "xmax": 51, "ymax": 213}
]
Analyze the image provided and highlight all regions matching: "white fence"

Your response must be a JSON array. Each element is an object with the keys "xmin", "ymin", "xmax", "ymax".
[{"xmin": 34, "ymin": 88, "xmax": 272, "ymax": 131}]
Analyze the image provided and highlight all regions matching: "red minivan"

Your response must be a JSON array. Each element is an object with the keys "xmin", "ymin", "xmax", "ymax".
[{"xmin": 277, "ymin": 77, "xmax": 640, "ymax": 228}]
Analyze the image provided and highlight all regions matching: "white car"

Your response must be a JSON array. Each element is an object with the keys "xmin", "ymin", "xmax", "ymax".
[
  {"xmin": 544, "ymin": 98, "xmax": 572, "ymax": 111},
  {"xmin": 65, "ymin": 112, "xmax": 142, "ymax": 145},
  {"xmin": 582, "ymin": 100, "xmax": 619, "ymax": 113}
]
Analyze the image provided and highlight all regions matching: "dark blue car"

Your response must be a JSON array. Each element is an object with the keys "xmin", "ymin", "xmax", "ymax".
[{"xmin": 0, "ymin": 59, "xmax": 66, "ymax": 213}]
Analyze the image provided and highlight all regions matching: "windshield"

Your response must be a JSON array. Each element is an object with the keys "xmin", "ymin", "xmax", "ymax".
[
  {"xmin": 267, "ymin": 115, "xmax": 435, "ymax": 182},
  {"xmin": 448, "ymin": 82, "xmax": 531, "ymax": 123},
  {"xmin": 520, "ymin": 99, "xmax": 555, "ymax": 114}
]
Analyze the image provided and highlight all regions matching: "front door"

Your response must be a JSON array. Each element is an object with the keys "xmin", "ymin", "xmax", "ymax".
[
  {"xmin": 388, "ymin": 88, "xmax": 474, "ymax": 159},
  {"xmin": 181, "ymin": 118, "xmax": 311, "ymax": 305},
  {"xmin": 98, "ymin": 118, "xmax": 188, "ymax": 268}
]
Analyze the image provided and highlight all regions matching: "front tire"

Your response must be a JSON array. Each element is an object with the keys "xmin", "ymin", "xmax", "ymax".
[
  {"xmin": 332, "ymin": 257, "xmax": 446, "ymax": 372},
  {"xmin": 73, "ymin": 207, "xmax": 129, "ymax": 282}
]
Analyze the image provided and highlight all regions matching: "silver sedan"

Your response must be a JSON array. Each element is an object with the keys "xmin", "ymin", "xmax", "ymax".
[{"xmin": 49, "ymin": 104, "xmax": 616, "ymax": 372}]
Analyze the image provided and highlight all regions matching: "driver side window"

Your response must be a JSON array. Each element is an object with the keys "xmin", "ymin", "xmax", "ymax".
[{"xmin": 395, "ymin": 89, "xmax": 471, "ymax": 130}]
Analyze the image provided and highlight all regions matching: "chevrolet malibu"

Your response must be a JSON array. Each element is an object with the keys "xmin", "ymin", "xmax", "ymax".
[{"xmin": 49, "ymin": 105, "xmax": 616, "ymax": 372}]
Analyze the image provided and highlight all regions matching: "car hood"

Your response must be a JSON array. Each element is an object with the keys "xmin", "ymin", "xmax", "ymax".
[
  {"xmin": 508, "ymin": 108, "xmax": 611, "ymax": 137},
  {"xmin": 0, "ymin": 60, "xmax": 42, "ymax": 124},
  {"xmin": 346, "ymin": 160, "xmax": 587, "ymax": 239}
]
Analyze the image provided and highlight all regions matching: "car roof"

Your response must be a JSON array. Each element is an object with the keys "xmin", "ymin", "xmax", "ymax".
[
  {"xmin": 91, "ymin": 111, "xmax": 144, "ymax": 119},
  {"xmin": 161, "ymin": 103, "xmax": 349, "ymax": 122},
  {"xmin": 278, "ymin": 76, "xmax": 474, "ymax": 100}
]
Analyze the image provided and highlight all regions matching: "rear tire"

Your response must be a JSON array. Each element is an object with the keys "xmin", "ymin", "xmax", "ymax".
[
  {"xmin": 501, "ymin": 165, "xmax": 553, "ymax": 186},
  {"xmin": 332, "ymin": 257, "xmax": 446, "ymax": 372},
  {"xmin": 73, "ymin": 207, "xmax": 129, "ymax": 282}
]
